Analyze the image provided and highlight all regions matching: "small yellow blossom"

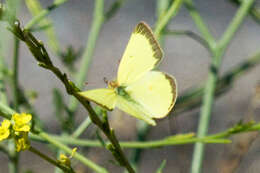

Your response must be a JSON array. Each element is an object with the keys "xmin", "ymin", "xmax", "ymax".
[
  {"xmin": 14, "ymin": 132, "xmax": 30, "ymax": 152},
  {"xmin": 59, "ymin": 147, "xmax": 77, "ymax": 167},
  {"xmin": 12, "ymin": 113, "xmax": 32, "ymax": 132},
  {"xmin": 71, "ymin": 147, "xmax": 77, "ymax": 157},
  {"xmin": 0, "ymin": 119, "xmax": 11, "ymax": 141},
  {"xmin": 59, "ymin": 154, "xmax": 71, "ymax": 166}
]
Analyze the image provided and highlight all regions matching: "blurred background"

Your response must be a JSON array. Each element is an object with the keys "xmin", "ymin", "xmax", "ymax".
[{"xmin": 1, "ymin": 0, "xmax": 260, "ymax": 172}]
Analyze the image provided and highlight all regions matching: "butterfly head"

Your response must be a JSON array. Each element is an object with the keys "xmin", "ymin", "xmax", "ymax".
[{"xmin": 108, "ymin": 80, "xmax": 119, "ymax": 89}]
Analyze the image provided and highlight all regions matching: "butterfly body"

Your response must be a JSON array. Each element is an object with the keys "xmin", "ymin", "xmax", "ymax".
[{"xmin": 79, "ymin": 22, "xmax": 177, "ymax": 126}]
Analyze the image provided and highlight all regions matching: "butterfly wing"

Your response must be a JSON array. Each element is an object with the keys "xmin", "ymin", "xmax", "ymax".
[
  {"xmin": 78, "ymin": 89, "xmax": 117, "ymax": 111},
  {"xmin": 125, "ymin": 71, "xmax": 177, "ymax": 119},
  {"xmin": 116, "ymin": 96, "xmax": 156, "ymax": 126},
  {"xmin": 117, "ymin": 22, "xmax": 163, "ymax": 86}
]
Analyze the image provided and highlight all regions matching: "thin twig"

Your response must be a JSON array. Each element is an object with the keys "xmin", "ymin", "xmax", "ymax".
[
  {"xmin": 184, "ymin": 0, "xmax": 216, "ymax": 50},
  {"xmin": 12, "ymin": 38, "xmax": 20, "ymax": 111},
  {"xmin": 163, "ymin": 29, "xmax": 210, "ymax": 50},
  {"xmin": 9, "ymin": 18, "xmax": 135, "ymax": 173},
  {"xmin": 25, "ymin": 0, "xmax": 60, "ymax": 53},
  {"xmin": 229, "ymin": 0, "xmax": 260, "ymax": 24},
  {"xmin": 174, "ymin": 51, "xmax": 260, "ymax": 115},
  {"xmin": 29, "ymin": 146, "xmax": 76, "ymax": 173},
  {"xmin": 190, "ymin": 0, "xmax": 255, "ymax": 172},
  {"xmin": 25, "ymin": 0, "xmax": 67, "ymax": 30}
]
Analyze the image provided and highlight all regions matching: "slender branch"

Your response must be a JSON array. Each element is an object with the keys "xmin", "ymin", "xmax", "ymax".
[
  {"xmin": 9, "ymin": 18, "xmax": 135, "ymax": 173},
  {"xmin": 7, "ymin": 1, "xmax": 21, "ymax": 172},
  {"xmin": 12, "ymin": 38, "xmax": 20, "ymax": 111},
  {"xmin": 0, "ymin": 41, "xmax": 8, "ymax": 106},
  {"xmin": 30, "ymin": 133, "xmax": 229, "ymax": 148},
  {"xmin": 38, "ymin": 132, "xmax": 108, "ymax": 173},
  {"xmin": 8, "ymin": 142, "xmax": 19, "ymax": 173},
  {"xmin": 27, "ymin": 121, "xmax": 260, "ymax": 149},
  {"xmin": 163, "ymin": 29, "xmax": 210, "ymax": 50},
  {"xmin": 190, "ymin": 0, "xmax": 255, "ymax": 172},
  {"xmin": 105, "ymin": 0, "xmax": 125, "ymax": 21},
  {"xmin": 29, "ymin": 146, "xmax": 75, "ymax": 173},
  {"xmin": 25, "ymin": 0, "xmax": 67, "ymax": 30},
  {"xmin": 68, "ymin": 0, "xmax": 105, "ymax": 113},
  {"xmin": 25, "ymin": 0, "xmax": 60, "ymax": 53},
  {"xmin": 184, "ymin": 0, "xmax": 216, "ymax": 50},
  {"xmin": 67, "ymin": 0, "xmax": 125, "ymax": 140},
  {"xmin": 175, "ymin": 51, "xmax": 260, "ymax": 115},
  {"xmin": 71, "ymin": 117, "xmax": 91, "ymax": 138},
  {"xmin": 0, "ymin": 143, "xmax": 9, "ymax": 155},
  {"xmin": 154, "ymin": 0, "xmax": 183, "ymax": 38},
  {"xmin": 229, "ymin": 0, "xmax": 260, "ymax": 24},
  {"xmin": 218, "ymin": 0, "xmax": 256, "ymax": 50}
]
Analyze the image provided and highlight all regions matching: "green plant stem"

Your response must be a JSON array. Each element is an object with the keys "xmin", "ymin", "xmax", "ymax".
[
  {"xmin": 105, "ymin": 0, "xmax": 125, "ymax": 20},
  {"xmin": 12, "ymin": 38, "xmax": 20, "ymax": 111},
  {"xmin": 59, "ymin": 1, "xmax": 104, "ymax": 172},
  {"xmin": 9, "ymin": 21, "xmax": 135, "ymax": 173},
  {"xmin": 218, "ymin": 0, "xmax": 256, "ymax": 50},
  {"xmin": 184, "ymin": 0, "xmax": 216, "ymax": 50},
  {"xmin": 28, "ymin": 121, "xmax": 260, "ymax": 149},
  {"xmin": 229, "ymin": 0, "xmax": 260, "ymax": 24},
  {"xmin": 30, "ymin": 133, "xmax": 230, "ymax": 148},
  {"xmin": 29, "ymin": 146, "xmax": 75, "ymax": 173},
  {"xmin": 163, "ymin": 29, "xmax": 210, "ymax": 50},
  {"xmin": 8, "ymin": 142, "xmax": 18, "ymax": 173},
  {"xmin": 0, "ymin": 46, "xmax": 8, "ymax": 106},
  {"xmin": 68, "ymin": 0, "xmax": 105, "ymax": 113},
  {"xmin": 190, "ymin": 0, "xmax": 255, "ymax": 172},
  {"xmin": 71, "ymin": 117, "xmax": 91, "ymax": 138},
  {"xmin": 68, "ymin": 0, "xmax": 125, "ymax": 139},
  {"xmin": 154, "ymin": 0, "xmax": 183, "ymax": 38},
  {"xmin": 7, "ymin": 1, "xmax": 21, "ymax": 172},
  {"xmin": 174, "ymin": 51, "xmax": 260, "ymax": 115},
  {"xmin": 38, "ymin": 132, "xmax": 108, "ymax": 173},
  {"xmin": 25, "ymin": 0, "xmax": 67, "ymax": 30},
  {"xmin": 25, "ymin": 0, "xmax": 60, "ymax": 53}
]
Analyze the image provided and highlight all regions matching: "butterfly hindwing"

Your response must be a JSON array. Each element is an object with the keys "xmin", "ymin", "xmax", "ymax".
[
  {"xmin": 78, "ymin": 88, "xmax": 117, "ymax": 111},
  {"xmin": 116, "ymin": 96, "xmax": 156, "ymax": 125},
  {"xmin": 125, "ymin": 71, "xmax": 177, "ymax": 119},
  {"xmin": 117, "ymin": 22, "xmax": 163, "ymax": 86}
]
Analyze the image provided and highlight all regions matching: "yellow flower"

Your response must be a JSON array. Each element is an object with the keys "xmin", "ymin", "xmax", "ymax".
[
  {"xmin": 14, "ymin": 132, "xmax": 30, "ymax": 152},
  {"xmin": 59, "ymin": 154, "xmax": 71, "ymax": 166},
  {"xmin": 58, "ymin": 148, "xmax": 77, "ymax": 167},
  {"xmin": 0, "ymin": 119, "xmax": 11, "ymax": 141},
  {"xmin": 12, "ymin": 113, "xmax": 32, "ymax": 132},
  {"xmin": 71, "ymin": 147, "xmax": 77, "ymax": 157}
]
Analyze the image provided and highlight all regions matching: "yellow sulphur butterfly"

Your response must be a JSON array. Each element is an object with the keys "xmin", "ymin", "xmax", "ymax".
[{"xmin": 79, "ymin": 22, "xmax": 177, "ymax": 126}]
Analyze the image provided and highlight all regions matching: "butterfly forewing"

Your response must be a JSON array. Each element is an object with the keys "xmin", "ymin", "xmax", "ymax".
[
  {"xmin": 78, "ymin": 88, "xmax": 117, "ymax": 111},
  {"xmin": 117, "ymin": 22, "xmax": 163, "ymax": 86}
]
